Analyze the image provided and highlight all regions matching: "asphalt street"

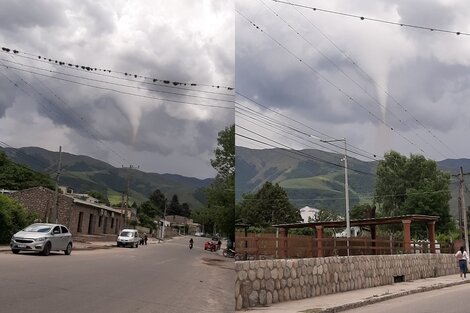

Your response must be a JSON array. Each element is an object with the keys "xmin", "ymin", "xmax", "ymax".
[
  {"xmin": 0, "ymin": 236, "xmax": 234, "ymax": 313},
  {"xmin": 343, "ymin": 283, "xmax": 470, "ymax": 313}
]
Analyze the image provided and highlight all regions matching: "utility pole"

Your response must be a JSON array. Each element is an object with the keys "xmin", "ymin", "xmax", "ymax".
[
  {"xmin": 458, "ymin": 166, "xmax": 469, "ymax": 260},
  {"xmin": 120, "ymin": 190, "xmax": 126, "ymax": 229},
  {"xmin": 162, "ymin": 201, "xmax": 167, "ymax": 239},
  {"xmin": 50, "ymin": 146, "xmax": 62, "ymax": 224},
  {"xmin": 320, "ymin": 137, "xmax": 350, "ymax": 256},
  {"xmin": 343, "ymin": 139, "xmax": 350, "ymax": 256},
  {"xmin": 122, "ymin": 164, "xmax": 139, "ymax": 228}
]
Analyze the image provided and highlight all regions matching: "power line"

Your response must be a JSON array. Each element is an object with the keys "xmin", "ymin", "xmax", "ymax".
[
  {"xmin": 1, "ymin": 46, "xmax": 234, "ymax": 90},
  {"xmin": 9, "ymin": 51, "xmax": 234, "ymax": 97},
  {"xmin": 236, "ymin": 189, "xmax": 450, "ymax": 201},
  {"xmin": 276, "ymin": 0, "xmax": 459, "ymax": 158},
  {"xmin": 236, "ymin": 128, "xmax": 375, "ymax": 176},
  {"xmin": 0, "ymin": 57, "xmax": 234, "ymax": 104},
  {"xmin": 0, "ymin": 63, "xmax": 133, "ymax": 166},
  {"xmin": 0, "ymin": 63, "xmax": 234, "ymax": 110},
  {"xmin": 272, "ymin": 0, "xmax": 470, "ymax": 36},
  {"xmin": 236, "ymin": 9, "xmax": 433, "ymax": 157},
  {"xmin": 256, "ymin": 0, "xmax": 451, "ymax": 160},
  {"xmin": 236, "ymin": 92, "xmax": 379, "ymax": 160},
  {"xmin": 236, "ymin": 103, "xmax": 378, "ymax": 161}
]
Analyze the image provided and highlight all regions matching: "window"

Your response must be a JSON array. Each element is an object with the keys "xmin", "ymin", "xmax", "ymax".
[
  {"xmin": 53, "ymin": 226, "xmax": 60, "ymax": 234},
  {"xmin": 61, "ymin": 226, "xmax": 69, "ymax": 233}
]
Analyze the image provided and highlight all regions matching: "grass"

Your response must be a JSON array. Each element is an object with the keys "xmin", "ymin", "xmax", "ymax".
[{"xmin": 280, "ymin": 175, "xmax": 341, "ymax": 191}]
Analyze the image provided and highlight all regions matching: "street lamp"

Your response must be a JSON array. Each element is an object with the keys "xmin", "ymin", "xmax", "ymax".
[{"xmin": 316, "ymin": 137, "xmax": 350, "ymax": 256}]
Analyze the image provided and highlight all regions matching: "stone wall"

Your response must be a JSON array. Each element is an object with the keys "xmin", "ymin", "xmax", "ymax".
[
  {"xmin": 10, "ymin": 187, "xmax": 74, "ymax": 225},
  {"xmin": 235, "ymin": 254, "xmax": 459, "ymax": 310}
]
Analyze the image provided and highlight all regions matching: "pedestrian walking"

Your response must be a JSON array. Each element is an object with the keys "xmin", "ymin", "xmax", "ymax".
[
  {"xmin": 217, "ymin": 239, "xmax": 222, "ymax": 251},
  {"xmin": 144, "ymin": 234, "xmax": 148, "ymax": 245},
  {"xmin": 455, "ymin": 246, "xmax": 468, "ymax": 279}
]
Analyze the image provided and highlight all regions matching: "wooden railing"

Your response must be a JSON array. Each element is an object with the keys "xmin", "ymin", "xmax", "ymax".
[{"xmin": 235, "ymin": 233, "xmax": 453, "ymax": 260}]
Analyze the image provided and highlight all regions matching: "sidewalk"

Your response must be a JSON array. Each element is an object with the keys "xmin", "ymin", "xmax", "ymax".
[
  {"xmin": 245, "ymin": 274, "xmax": 470, "ymax": 312},
  {"xmin": 0, "ymin": 237, "xmax": 164, "ymax": 252}
]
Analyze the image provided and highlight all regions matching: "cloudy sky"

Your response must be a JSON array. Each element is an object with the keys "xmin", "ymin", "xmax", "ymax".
[
  {"xmin": 0, "ymin": 0, "xmax": 234, "ymax": 179},
  {"xmin": 235, "ymin": 0, "xmax": 470, "ymax": 165}
]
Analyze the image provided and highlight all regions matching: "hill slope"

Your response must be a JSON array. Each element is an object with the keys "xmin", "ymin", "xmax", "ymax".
[
  {"xmin": 236, "ymin": 146, "xmax": 463, "ymax": 217},
  {"xmin": 1, "ymin": 147, "xmax": 211, "ymax": 209}
]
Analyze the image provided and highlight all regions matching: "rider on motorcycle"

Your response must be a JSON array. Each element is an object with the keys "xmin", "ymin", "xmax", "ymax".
[{"xmin": 189, "ymin": 238, "xmax": 194, "ymax": 249}]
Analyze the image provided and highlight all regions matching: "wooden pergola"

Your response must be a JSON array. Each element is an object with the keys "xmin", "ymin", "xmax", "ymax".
[{"xmin": 273, "ymin": 214, "xmax": 439, "ymax": 257}]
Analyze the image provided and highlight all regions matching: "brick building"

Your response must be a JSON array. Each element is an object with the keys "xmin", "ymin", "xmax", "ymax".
[
  {"xmin": 9, "ymin": 187, "xmax": 124, "ymax": 238},
  {"xmin": 165, "ymin": 215, "xmax": 201, "ymax": 236}
]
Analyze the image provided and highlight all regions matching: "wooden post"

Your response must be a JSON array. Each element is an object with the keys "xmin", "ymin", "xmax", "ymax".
[
  {"xmin": 244, "ymin": 226, "xmax": 248, "ymax": 261},
  {"xmin": 403, "ymin": 220, "xmax": 412, "ymax": 254},
  {"xmin": 370, "ymin": 225, "xmax": 376, "ymax": 255},
  {"xmin": 315, "ymin": 226, "xmax": 324, "ymax": 257},
  {"xmin": 427, "ymin": 221, "xmax": 436, "ymax": 253},
  {"xmin": 278, "ymin": 228, "xmax": 288, "ymax": 258}
]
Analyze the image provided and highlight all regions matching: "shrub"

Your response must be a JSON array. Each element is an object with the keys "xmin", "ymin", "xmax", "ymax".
[{"xmin": 0, "ymin": 195, "xmax": 37, "ymax": 243}]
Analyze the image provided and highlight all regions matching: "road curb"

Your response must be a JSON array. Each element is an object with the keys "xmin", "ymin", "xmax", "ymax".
[
  {"xmin": 311, "ymin": 279, "xmax": 470, "ymax": 313},
  {"xmin": 74, "ymin": 245, "xmax": 116, "ymax": 251}
]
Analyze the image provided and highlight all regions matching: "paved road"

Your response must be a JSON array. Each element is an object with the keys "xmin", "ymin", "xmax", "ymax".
[
  {"xmin": 0, "ymin": 236, "xmax": 234, "ymax": 313},
  {"xmin": 343, "ymin": 283, "xmax": 470, "ymax": 313}
]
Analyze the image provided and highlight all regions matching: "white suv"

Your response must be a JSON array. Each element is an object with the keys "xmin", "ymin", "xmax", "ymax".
[
  {"xmin": 10, "ymin": 223, "xmax": 73, "ymax": 256},
  {"xmin": 117, "ymin": 229, "xmax": 140, "ymax": 248}
]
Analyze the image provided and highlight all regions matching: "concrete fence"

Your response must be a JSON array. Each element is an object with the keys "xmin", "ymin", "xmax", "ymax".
[{"xmin": 235, "ymin": 254, "xmax": 459, "ymax": 310}]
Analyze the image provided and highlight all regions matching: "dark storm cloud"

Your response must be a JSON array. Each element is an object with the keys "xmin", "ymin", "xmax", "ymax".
[
  {"xmin": 78, "ymin": 0, "xmax": 116, "ymax": 36},
  {"xmin": 0, "ymin": 0, "xmax": 67, "ymax": 31},
  {"xmin": 388, "ymin": 56, "xmax": 470, "ymax": 132},
  {"xmin": 236, "ymin": 0, "xmax": 470, "ymax": 160},
  {"xmin": 0, "ymin": 0, "xmax": 234, "ymax": 178},
  {"xmin": 0, "ymin": 74, "xmax": 19, "ymax": 116},
  {"xmin": 236, "ymin": 18, "xmax": 377, "ymax": 125}
]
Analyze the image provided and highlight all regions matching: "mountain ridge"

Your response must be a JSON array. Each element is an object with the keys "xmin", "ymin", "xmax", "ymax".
[
  {"xmin": 1, "ymin": 146, "xmax": 212, "ymax": 209},
  {"xmin": 236, "ymin": 146, "xmax": 462, "ymax": 218}
]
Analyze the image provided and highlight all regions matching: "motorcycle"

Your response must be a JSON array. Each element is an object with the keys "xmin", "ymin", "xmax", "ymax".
[{"xmin": 223, "ymin": 248, "xmax": 235, "ymax": 258}]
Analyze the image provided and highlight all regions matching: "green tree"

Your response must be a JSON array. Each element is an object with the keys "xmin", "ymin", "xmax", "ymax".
[
  {"xmin": 349, "ymin": 203, "xmax": 376, "ymax": 220},
  {"xmin": 199, "ymin": 125, "xmax": 235, "ymax": 240},
  {"xmin": 314, "ymin": 208, "xmax": 340, "ymax": 222},
  {"xmin": 149, "ymin": 189, "xmax": 167, "ymax": 212},
  {"xmin": 180, "ymin": 202, "xmax": 190, "ymax": 218},
  {"xmin": 211, "ymin": 124, "xmax": 235, "ymax": 181},
  {"xmin": 0, "ymin": 195, "xmax": 38, "ymax": 243},
  {"xmin": 191, "ymin": 206, "xmax": 215, "ymax": 234},
  {"xmin": 239, "ymin": 182, "xmax": 301, "ymax": 227},
  {"xmin": 167, "ymin": 194, "xmax": 181, "ymax": 216},
  {"xmin": 374, "ymin": 151, "xmax": 454, "ymax": 236},
  {"xmin": 139, "ymin": 200, "xmax": 161, "ymax": 219}
]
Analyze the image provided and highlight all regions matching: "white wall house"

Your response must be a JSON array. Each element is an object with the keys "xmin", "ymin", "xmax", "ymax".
[{"xmin": 299, "ymin": 206, "xmax": 320, "ymax": 223}]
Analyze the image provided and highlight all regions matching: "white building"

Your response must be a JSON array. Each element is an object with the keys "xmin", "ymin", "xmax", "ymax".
[{"xmin": 299, "ymin": 206, "xmax": 320, "ymax": 223}]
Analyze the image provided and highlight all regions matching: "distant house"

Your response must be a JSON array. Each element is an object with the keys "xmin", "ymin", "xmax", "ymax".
[
  {"xmin": 9, "ymin": 186, "xmax": 124, "ymax": 239},
  {"xmin": 163, "ymin": 215, "xmax": 201, "ymax": 237},
  {"xmin": 299, "ymin": 206, "xmax": 320, "ymax": 223}
]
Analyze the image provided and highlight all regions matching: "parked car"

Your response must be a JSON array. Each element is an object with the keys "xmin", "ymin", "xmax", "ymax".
[
  {"xmin": 117, "ymin": 229, "xmax": 140, "ymax": 248},
  {"xmin": 10, "ymin": 223, "xmax": 73, "ymax": 256}
]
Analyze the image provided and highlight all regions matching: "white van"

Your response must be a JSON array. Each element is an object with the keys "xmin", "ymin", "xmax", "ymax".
[{"xmin": 117, "ymin": 229, "xmax": 140, "ymax": 248}]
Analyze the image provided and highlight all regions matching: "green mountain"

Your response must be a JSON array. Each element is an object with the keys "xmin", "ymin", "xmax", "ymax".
[
  {"xmin": 1, "ymin": 147, "xmax": 212, "ymax": 209},
  {"xmin": 236, "ymin": 146, "xmax": 463, "ymax": 218}
]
